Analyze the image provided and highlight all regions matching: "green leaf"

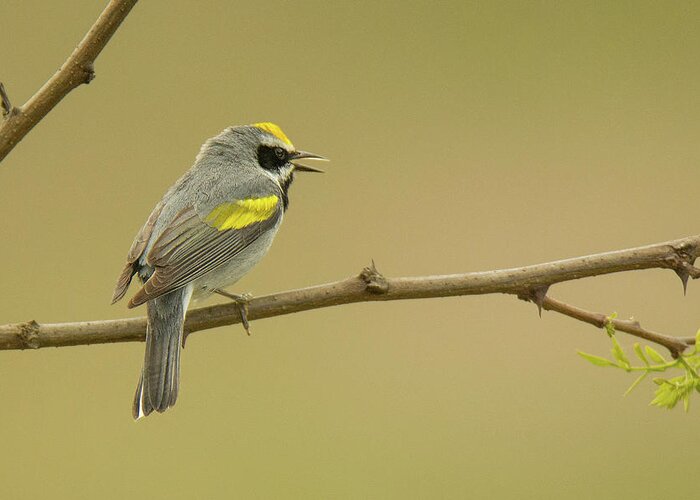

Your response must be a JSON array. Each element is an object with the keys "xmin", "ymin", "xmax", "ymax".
[
  {"xmin": 624, "ymin": 372, "xmax": 648, "ymax": 397},
  {"xmin": 610, "ymin": 337, "xmax": 630, "ymax": 369},
  {"xmin": 695, "ymin": 329, "xmax": 700, "ymax": 354},
  {"xmin": 633, "ymin": 343, "xmax": 649, "ymax": 366},
  {"xmin": 645, "ymin": 345, "xmax": 667, "ymax": 365},
  {"xmin": 650, "ymin": 380, "xmax": 681, "ymax": 409},
  {"xmin": 688, "ymin": 355, "xmax": 700, "ymax": 371},
  {"xmin": 577, "ymin": 351, "xmax": 617, "ymax": 368},
  {"xmin": 651, "ymin": 376, "xmax": 693, "ymax": 410},
  {"xmin": 678, "ymin": 355, "xmax": 699, "ymax": 379}
]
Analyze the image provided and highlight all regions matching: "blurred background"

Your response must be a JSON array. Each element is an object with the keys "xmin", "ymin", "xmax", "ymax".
[{"xmin": 1, "ymin": 0, "xmax": 698, "ymax": 498}]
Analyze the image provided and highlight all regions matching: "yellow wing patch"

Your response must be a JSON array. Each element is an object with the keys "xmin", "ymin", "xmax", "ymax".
[
  {"xmin": 251, "ymin": 122, "xmax": 294, "ymax": 147},
  {"xmin": 205, "ymin": 195, "xmax": 279, "ymax": 231}
]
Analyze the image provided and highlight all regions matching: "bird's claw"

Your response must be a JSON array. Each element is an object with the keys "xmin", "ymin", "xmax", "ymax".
[{"xmin": 215, "ymin": 290, "xmax": 253, "ymax": 336}]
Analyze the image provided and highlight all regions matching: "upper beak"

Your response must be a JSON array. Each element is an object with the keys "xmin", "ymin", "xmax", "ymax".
[{"xmin": 290, "ymin": 150, "xmax": 328, "ymax": 173}]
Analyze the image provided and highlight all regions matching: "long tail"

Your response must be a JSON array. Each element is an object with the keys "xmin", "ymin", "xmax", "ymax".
[{"xmin": 133, "ymin": 286, "xmax": 192, "ymax": 419}]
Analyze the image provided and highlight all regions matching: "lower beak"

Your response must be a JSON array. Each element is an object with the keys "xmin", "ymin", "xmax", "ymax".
[{"xmin": 291, "ymin": 150, "xmax": 328, "ymax": 173}]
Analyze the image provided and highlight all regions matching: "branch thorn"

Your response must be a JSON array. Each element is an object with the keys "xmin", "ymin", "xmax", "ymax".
[
  {"xmin": 675, "ymin": 268, "xmax": 690, "ymax": 296},
  {"xmin": 531, "ymin": 285, "xmax": 550, "ymax": 317}
]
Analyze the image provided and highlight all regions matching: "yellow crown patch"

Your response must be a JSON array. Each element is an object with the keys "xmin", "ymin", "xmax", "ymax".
[{"xmin": 251, "ymin": 122, "xmax": 293, "ymax": 147}]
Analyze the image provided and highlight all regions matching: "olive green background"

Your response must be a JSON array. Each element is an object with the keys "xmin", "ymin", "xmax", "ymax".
[{"xmin": 1, "ymin": 1, "xmax": 698, "ymax": 498}]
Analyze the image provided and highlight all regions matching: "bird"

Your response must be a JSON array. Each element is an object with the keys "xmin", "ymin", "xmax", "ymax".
[{"xmin": 111, "ymin": 122, "xmax": 325, "ymax": 419}]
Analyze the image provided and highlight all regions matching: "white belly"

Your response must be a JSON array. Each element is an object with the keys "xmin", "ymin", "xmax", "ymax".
[{"xmin": 190, "ymin": 217, "xmax": 282, "ymax": 299}]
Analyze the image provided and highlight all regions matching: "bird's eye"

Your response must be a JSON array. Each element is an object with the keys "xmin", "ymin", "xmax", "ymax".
[{"xmin": 274, "ymin": 147, "xmax": 287, "ymax": 161}]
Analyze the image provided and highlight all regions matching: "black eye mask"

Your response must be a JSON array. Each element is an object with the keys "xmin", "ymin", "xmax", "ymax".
[{"xmin": 257, "ymin": 145, "xmax": 289, "ymax": 171}]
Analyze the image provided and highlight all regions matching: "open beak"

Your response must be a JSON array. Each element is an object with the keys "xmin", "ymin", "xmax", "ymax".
[{"xmin": 290, "ymin": 150, "xmax": 328, "ymax": 173}]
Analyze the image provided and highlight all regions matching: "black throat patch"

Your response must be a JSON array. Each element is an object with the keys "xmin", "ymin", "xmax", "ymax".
[
  {"xmin": 257, "ymin": 145, "xmax": 294, "ymax": 210},
  {"xmin": 279, "ymin": 171, "xmax": 294, "ymax": 210}
]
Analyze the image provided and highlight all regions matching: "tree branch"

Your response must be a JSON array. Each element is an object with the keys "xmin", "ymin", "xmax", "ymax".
[
  {"xmin": 1, "ymin": 235, "xmax": 698, "ymax": 353},
  {"xmin": 539, "ymin": 296, "xmax": 693, "ymax": 358},
  {"xmin": 0, "ymin": 0, "xmax": 137, "ymax": 163}
]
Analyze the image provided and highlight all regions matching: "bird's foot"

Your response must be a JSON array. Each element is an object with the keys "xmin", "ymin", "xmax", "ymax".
[{"xmin": 215, "ymin": 290, "xmax": 253, "ymax": 336}]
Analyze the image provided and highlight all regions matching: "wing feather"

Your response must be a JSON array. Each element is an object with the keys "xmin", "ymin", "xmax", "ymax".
[
  {"xmin": 111, "ymin": 201, "xmax": 165, "ymax": 304},
  {"xmin": 127, "ymin": 200, "xmax": 280, "ymax": 308}
]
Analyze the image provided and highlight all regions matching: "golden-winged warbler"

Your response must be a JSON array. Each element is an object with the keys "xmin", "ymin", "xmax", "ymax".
[{"xmin": 112, "ymin": 122, "xmax": 325, "ymax": 419}]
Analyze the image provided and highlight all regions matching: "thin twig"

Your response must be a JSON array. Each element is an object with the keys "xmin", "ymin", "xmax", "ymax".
[
  {"xmin": 539, "ymin": 296, "xmax": 693, "ymax": 357},
  {"xmin": 0, "ymin": 0, "xmax": 137, "ymax": 162},
  {"xmin": 0, "ymin": 83, "xmax": 13, "ymax": 117},
  {"xmin": 0, "ymin": 235, "xmax": 698, "ymax": 352}
]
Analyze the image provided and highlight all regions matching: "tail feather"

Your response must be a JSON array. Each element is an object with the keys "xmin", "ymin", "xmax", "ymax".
[
  {"xmin": 132, "ymin": 374, "xmax": 149, "ymax": 419},
  {"xmin": 133, "ymin": 286, "xmax": 191, "ymax": 419}
]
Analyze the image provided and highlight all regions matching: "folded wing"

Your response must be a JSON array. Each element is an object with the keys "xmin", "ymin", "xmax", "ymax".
[{"xmin": 118, "ymin": 195, "xmax": 281, "ymax": 308}]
